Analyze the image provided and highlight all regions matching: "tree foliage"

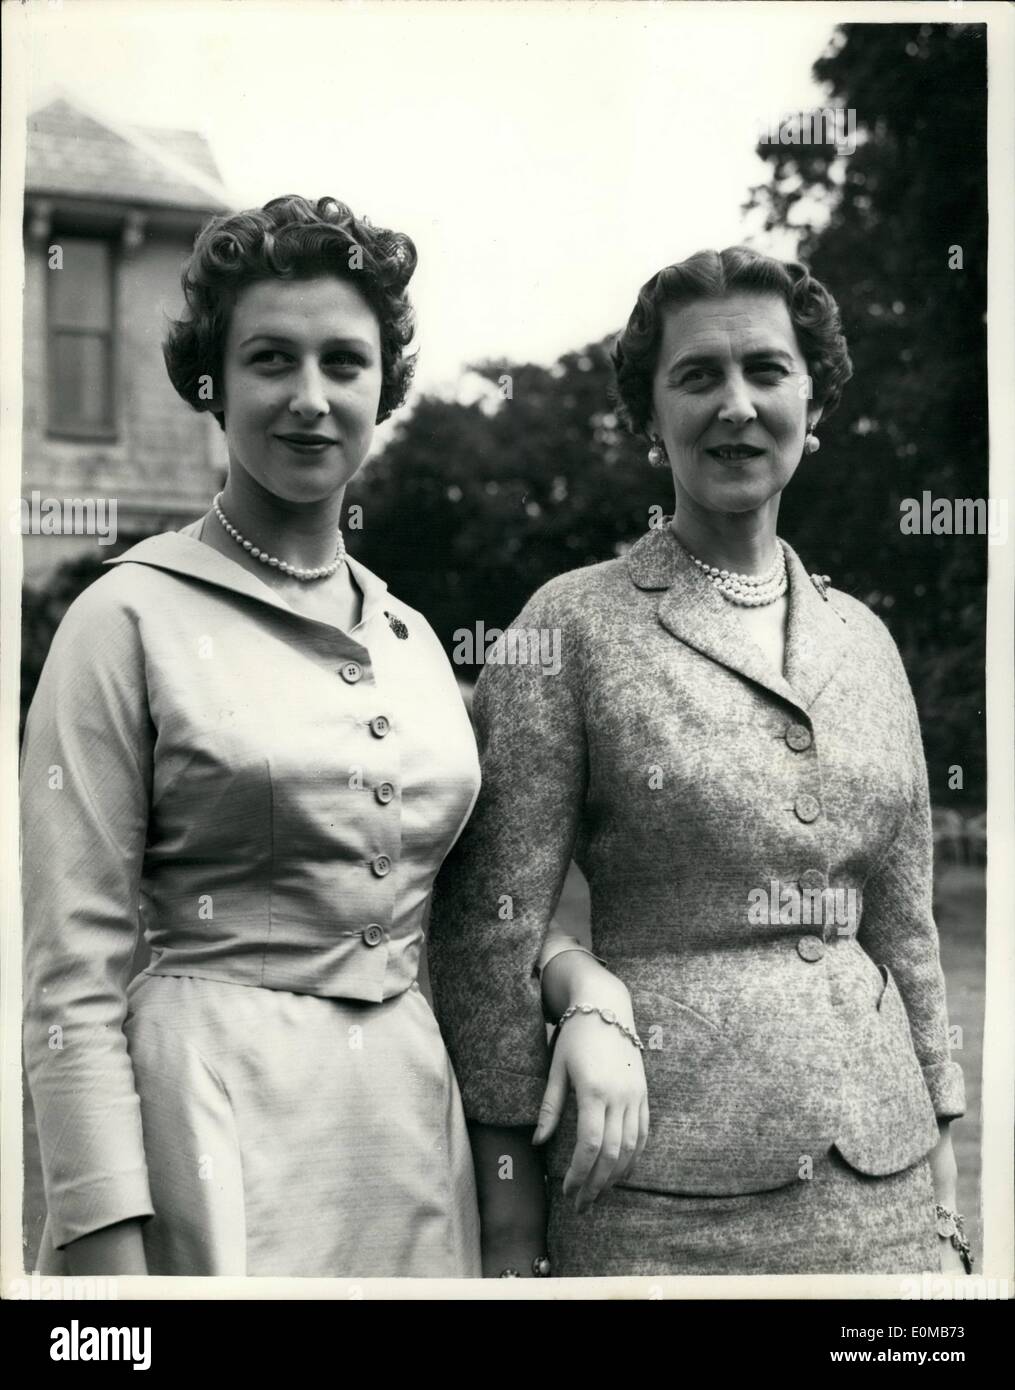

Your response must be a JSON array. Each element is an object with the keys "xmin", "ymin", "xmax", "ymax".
[
  {"xmin": 351, "ymin": 20, "xmax": 988, "ymax": 805},
  {"xmin": 746, "ymin": 21, "xmax": 987, "ymax": 803}
]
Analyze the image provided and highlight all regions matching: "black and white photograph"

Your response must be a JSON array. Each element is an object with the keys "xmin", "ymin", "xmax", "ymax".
[{"xmin": 1, "ymin": 0, "xmax": 1012, "ymax": 1335}]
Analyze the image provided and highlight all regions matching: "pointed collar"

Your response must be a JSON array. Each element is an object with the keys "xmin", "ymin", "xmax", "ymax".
[
  {"xmin": 104, "ymin": 522, "xmax": 390, "ymax": 637},
  {"xmin": 626, "ymin": 524, "xmax": 850, "ymax": 712}
]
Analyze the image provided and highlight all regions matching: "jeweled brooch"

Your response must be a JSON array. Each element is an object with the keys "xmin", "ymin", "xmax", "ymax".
[
  {"xmin": 385, "ymin": 610, "xmax": 409, "ymax": 639},
  {"xmin": 810, "ymin": 573, "xmax": 832, "ymax": 600}
]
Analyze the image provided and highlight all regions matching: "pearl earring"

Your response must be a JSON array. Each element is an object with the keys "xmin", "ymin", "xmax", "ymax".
[
  {"xmin": 803, "ymin": 432, "xmax": 820, "ymax": 455},
  {"xmin": 647, "ymin": 437, "xmax": 667, "ymax": 467}
]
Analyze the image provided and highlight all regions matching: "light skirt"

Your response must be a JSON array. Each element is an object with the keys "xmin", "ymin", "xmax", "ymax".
[
  {"xmin": 42, "ymin": 973, "xmax": 481, "ymax": 1278},
  {"xmin": 547, "ymin": 1148, "xmax": 940, "ymax": 1276}
]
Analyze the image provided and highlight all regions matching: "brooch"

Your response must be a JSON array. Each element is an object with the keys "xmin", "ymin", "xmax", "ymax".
[
  {"xmin": 385, "ymin": 610, "xmax": 409, "ymax": 639},
  {"xmin": 810, "ymin": 573, "xmax": 832, "ymax": 601}
]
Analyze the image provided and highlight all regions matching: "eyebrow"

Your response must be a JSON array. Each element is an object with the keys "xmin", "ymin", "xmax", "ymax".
[
  {"xmin": 665, "ymin": 347, "xmax": 796, "ymax": 374},
  {"xmin": 238, "ymin": 333, "xmax": 375, "ymax": 352}
]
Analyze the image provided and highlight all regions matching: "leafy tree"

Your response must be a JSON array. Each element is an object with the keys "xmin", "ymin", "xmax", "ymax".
[{"xmin": 746, "ymin": 21, "xmax": 987, "ymax": 804}]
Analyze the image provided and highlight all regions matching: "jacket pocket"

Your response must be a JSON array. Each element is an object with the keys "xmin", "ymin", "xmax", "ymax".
[
  {"xmin": 544, "ymin": 985, "xmax": 826, "ymax": 1197},
  {"xmin": 833, "ymin": 961, "xmax": 940, "ymax": 1176}
]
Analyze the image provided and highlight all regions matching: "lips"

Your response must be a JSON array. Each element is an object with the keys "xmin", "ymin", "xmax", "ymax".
[
  {"xmin": 275, "ymin": 433, "xmax": 339, "ymax": 452},
  {"xmin": 705, "ymin": 444, "xmax": 766, "ymax": 462}
]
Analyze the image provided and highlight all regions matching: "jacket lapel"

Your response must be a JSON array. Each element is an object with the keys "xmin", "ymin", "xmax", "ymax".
[
  {"xmin": 781, "ymin": 542, "xmax": 851, "ymax": 709},
  {"xmin": 628, "ymin": 525, "xmax": 850, "ymax": 712}
]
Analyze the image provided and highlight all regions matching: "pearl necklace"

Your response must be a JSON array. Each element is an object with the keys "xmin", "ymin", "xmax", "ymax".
[
  {"xmin": 212, "ymin": 493, "xmax": 346, "ymax": 581},
  {"xmin": 688, "ymin": 541, "xmax": 788, "ymax": 607}
]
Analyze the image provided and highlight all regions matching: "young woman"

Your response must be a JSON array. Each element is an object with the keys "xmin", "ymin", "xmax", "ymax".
[{"xmin": 22, "ymin": 195, "xmax": 482, "ymax": 1277}]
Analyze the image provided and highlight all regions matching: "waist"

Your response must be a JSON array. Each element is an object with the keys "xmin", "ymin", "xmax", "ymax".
[{"xmin": 141, "ymin": 914, "xmax": 423, "ymax": 1003}]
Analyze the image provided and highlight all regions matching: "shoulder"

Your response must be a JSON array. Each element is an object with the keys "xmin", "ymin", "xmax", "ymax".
[
  {"xmin": 828, "ymin": 585, "xmax": 904, "ymax": 654},
  {"xmin": 515, "ymin": 555, "xmax": 631, "ymax": 629},
  {"xmin": 50, "ymin": 566, "xmax": 146, "ymax": 644},
  {"xmin": 42, "ymin": 536, "xmax": 197, "ymax": 671},
  {"xmin": 824, "ymin": 583, "xmax": 915, "ymax": 700}
]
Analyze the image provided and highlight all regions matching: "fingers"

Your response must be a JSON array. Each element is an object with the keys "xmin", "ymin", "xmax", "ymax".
[
  {"xmin": 532, "ymin": 1049, "xmax": 569, "ymax": 1146},
  {"xmin": 561, "ymin": 1094, "xmax": 606, "ymax": 1204},
  {"xmin": 635, "ymin": 1095, "xmax": 650, "ymax": 1167},
  {"xmin": 608, "ymin": 1103, "xmax": 642, "ymax": 1188},
  {"xmin": 572, "ymin": 1103, "xmax": 625, "ymax": 1212}
]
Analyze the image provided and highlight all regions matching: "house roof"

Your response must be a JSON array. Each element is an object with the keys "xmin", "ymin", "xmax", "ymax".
[{"xmin": 27, "ymin": 97, "xmax": 231, "ymax": 213}]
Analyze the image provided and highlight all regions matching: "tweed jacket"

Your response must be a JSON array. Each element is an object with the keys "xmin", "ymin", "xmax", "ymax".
[{"xmin": 428, "ymin": 525, "xmax": 965, "ymax": 1197}]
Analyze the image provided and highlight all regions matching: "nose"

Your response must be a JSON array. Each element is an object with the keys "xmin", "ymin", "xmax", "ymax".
[
  {"xmin": 289, "ymin": 361, "xmax": 330, "ymax": 420},
  {"xmin": 717, "ymin": 370, "xmax": 757, "ymax": 428}
]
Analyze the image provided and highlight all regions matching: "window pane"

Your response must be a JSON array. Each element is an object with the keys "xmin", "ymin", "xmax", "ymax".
[
  {"xmin": 51, "ymin": 333, "xmax": 112, "ymax": 429},
  {"xmin": 48, "ymin": 239, "xmax": 113, "ymax": 330}
]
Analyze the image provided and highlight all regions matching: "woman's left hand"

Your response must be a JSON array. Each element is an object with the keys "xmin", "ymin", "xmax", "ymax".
[
  {"xmin": 533, "ymin": 1007, "xmax": 649, "ymax": 1210},
  {"xmin": 929, "ymin": 1119, "xmax": 968, "ymax": 1274}
]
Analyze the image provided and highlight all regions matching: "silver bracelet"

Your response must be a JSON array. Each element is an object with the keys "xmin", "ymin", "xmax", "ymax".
[
  {"xmin": 556, "ymin": 1002, "xmax": 644, "ymax": 1051},
  {"xmin": 935, "ymin": 1204, "xmax": 974, "ymax": 1273}
]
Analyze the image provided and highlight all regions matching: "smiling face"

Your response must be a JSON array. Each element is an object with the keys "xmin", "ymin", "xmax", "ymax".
[
  {"xmin": 648, "ymin": 292, "xmax": 821, "ymax": 518},
  {"xmin": 218, "ymin": 274, "xmax": 383, "ymax": 504}
]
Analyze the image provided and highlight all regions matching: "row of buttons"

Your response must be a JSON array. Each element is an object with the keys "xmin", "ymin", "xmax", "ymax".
[
  {"xmin": 785, "ymin": 723, "xmax": 820, "ymax": 822},
  {"xmin": 336, "ymin": 666, "xmax": 392, "ymax": 744},
  {"xmin": 334, "ymin": 666, "xmax": 394, "ymax": 949},
  {"xmin": 786, "ymin": 723, "xmax": 823, "ymax": 962}
]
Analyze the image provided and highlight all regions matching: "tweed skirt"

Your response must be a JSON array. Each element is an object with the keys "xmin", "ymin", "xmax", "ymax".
[{"xmin": 547, "ymin": 1148, "xmax": 940, "ymax": 1276}]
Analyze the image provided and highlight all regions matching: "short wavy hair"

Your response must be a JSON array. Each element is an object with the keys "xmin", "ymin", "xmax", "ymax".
[
  {"xmin": 163, "ymin": 195, "xmax": 418, "ymax": 428},
  {"xmin": 611, "ymin": 246, "xmax": 853, "ymax": 437}
]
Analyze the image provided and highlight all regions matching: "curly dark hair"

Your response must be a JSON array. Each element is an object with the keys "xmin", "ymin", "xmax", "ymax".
[
  {"xmin": 163, "ymin": 195, "xmax": 418, "ymax": 428},
  {"xmin": 611, "ymin": 246, "xmax": 853, "ymax": 437}
]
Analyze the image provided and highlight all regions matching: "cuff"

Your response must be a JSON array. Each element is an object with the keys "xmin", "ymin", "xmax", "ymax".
[
  {"xmin": 46, "ymin": 1170, "xmax": 155, "ymax": 1252},
  {"xmin": 922, "ymin": 1059, "xmax": 966, "ymax": 1121},
  {"xmin": 458, "ymin": 1066, "xmax": 548, "ymax": 1129}
]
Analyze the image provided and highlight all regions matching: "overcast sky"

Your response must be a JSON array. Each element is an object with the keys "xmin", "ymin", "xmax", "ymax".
[{"xmin": 19, "ymin": 0, "xmax": 842, "ymax": 399}]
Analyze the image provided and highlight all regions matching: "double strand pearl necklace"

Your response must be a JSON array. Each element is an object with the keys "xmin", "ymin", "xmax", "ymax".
[
  {"xmin": 688, "ymin": 540, "xmax": 788, "ymax": 608},
  {"xmin": 212, "ymin": 493, "xmax": 346, "ymax": 582}
]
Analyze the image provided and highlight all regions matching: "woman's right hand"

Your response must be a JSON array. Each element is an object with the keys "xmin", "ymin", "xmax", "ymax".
[
  {"xmin": 64, "ymin": 1219, "xmax": 148, "ymax": 1276},
  {"xmin": 532, "ymin": 1007, "xmax": 649, "ymax": 1212}
]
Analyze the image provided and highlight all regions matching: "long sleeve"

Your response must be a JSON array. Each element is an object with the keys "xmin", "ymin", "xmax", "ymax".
[
  {"xmin": 429, "ymin": 578, "xmax": 588, "ymax": 1127},
  {"xmin": 857, "ymin": 633, "xmax": 965, "ymax": 1121},
  {"xmin": 21, "ymin": 580, "xmax": 156, "ymax": 1248}
]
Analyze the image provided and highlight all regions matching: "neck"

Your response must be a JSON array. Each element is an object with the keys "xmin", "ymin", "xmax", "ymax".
[
  {"xmin": 670, "ymin": 496, "xmax": 780, "ymax": 576},
  {"xmin": 218, "ymin": 473, "xmax": 345, "ymax": 570}
]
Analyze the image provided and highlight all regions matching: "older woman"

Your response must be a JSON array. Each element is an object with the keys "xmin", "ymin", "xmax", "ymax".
[
  {"xmin": 22, "ymin": 196, "xmax": 481, "ymax": 1277},
  {"xmin": 429, "ymin": 246, "xmax": 971, "ymax": 1277}
]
